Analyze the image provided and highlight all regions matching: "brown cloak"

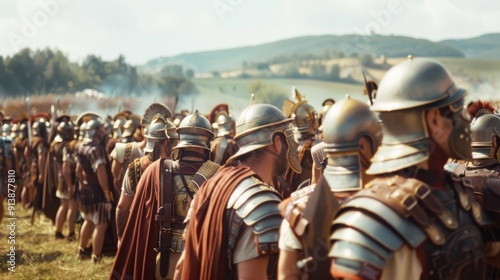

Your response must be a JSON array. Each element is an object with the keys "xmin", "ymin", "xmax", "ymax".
[
  {"xmin": 181, "ymin": 165, "xmax": 257, "ymax": 280},
  {"xmin": 110, "ymin": 159, "xmax": 162, "ymax": 280},
  {"xmin": 110, "ymin": 159, "xmax": 204, "ymax": 280}
]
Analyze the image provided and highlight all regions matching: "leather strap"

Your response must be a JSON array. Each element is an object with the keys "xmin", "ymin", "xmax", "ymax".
[
  {"xmin": 124, "ymin": 142, "xmax": 132, "ymax": 163},
  {"xmin": 155, "ymin": 159, "xmax": 177, "ymax": 278}
]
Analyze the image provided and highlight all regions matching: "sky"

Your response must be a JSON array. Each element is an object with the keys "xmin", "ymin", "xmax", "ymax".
[{"xmin": 1, "ymin": 0, "xmax": 499, "ymax": 65}]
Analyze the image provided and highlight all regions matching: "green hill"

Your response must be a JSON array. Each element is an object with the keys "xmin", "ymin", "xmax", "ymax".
[
  {"xmin": 144, "ymin": 34, "xmax": 464, "ymax": 73},
  {"xmin": 440, "ymin": 33, "xmax": 500, "ymax": 59}
]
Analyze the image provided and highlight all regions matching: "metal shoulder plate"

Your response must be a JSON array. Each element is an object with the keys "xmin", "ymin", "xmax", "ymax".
[
  {"xmin": 311, "ymin": 141, "xmax": 326, "ymax": 168},
  {"xmin": 459, "ymin": 168, "xmax": 499, "ymax": 226},
  {"xmin": 112, "ymin": 142, "xmax": 127, "ymax": 163},
  {"xmin": 280, "ymin": 185, "xmax": 315, "ymax": 239},
  {"xmin": 330, "ymin": 175, "xmax": 456, "ymax": 273},
  {"xmin": 226, "ymin": 176, "xmax": 282, "ymax": 259}
]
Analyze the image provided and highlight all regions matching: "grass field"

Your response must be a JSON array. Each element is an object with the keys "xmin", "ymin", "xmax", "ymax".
[{"xmin": 0, "ymin": 205, "xmax": 114, "ymax": 279}]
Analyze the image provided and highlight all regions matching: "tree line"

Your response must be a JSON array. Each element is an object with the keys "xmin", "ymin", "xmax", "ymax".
[{"xmin": 0, "ymin": 48, "xmax": 197, "ymax": 98}]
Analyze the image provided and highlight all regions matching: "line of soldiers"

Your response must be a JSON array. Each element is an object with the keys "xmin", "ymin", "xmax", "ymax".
[
  {"xmin": 109, "ymin": 60, "xmax": 500, "ymax": 280},
  {"xmin": 2, "ymin": 57, "xmax": 500, "ymax": 279}
]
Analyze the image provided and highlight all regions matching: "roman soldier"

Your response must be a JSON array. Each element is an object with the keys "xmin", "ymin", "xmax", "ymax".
[
  {"xmin": 209, "ymin": 103, "xmax": 239, "ymax": 165},
  {"xmin": 328, "ymin": 58, "xmax": 500, "ymax": 279},
  {"xmin": 278, "ymin": 88, "xmax": 319, "ymax": 197},
  {"xmin": 111, "ymin": 110, "xmax": 219, "ymax": 280},
  {"xmin": 278, "ymin": 96, "xmax": 382, "ymax": 279}
]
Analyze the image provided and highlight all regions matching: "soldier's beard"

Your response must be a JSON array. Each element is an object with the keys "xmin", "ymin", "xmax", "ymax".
[{"xmin": 274, "ymin": 146, "xmax": 289, "ymax": 176}]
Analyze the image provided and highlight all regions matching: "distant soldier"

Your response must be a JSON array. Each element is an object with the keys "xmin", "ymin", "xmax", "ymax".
[
  {"xmin": 279, "ymin": 88, "xmax": 320, "ymax": 197},
  {"xmin": 111, "ymin": 110, "xmax": 218, "ymax": 280},
  {"xmin": 52, "ymin": 117, "xmax": 78, "ymax": 240},
  {"xmin": 0, "ymin": 121, "xmax": 14, "ymax": 224},
  {"xmin": 76, "ymin": 117, "xmax": 114, "ymax": 263},
  {"xmin": 103, "ymin": 116, "xmax": 114, "ymax": 139},
  {"xmin": 310, "ymin": 98, "xmax": 335, "ymax": 184},
  {"xmin": 14, "ymin": 121, "xmax": 31, "ymax": 208},
  {"xmin": 105, "ymin": 111, "xmax": 130, "ymax": 155},
  {"xmin": 115, "ymin": 103, "xmax": 178, "ymax": 240},
  {"xmin": 30, "ymin": 114, "xmax": 54, "ymax": 223},
  {"xmin": 278, "ymin": 97, "xmax": 382, "ymax": 279},
  {"xmin": 208, "ymin": 104, "xmax": 239, "ymax": 165},
  {"xmin": 110, "ymin": 115, "xmax": 144, "ymax": 197}
]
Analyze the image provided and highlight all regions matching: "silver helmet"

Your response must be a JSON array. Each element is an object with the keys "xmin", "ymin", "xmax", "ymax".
[
  {"xmin": 470, "ymin": 111, "xmax": 500, "ymax": 159},
  {"xmin": 367, "ymin": 58, "xmax": 470, "ymax": 175},
  {"xmin": 322, "ymin": 96, "xmax": 382, "ymax": 191},
  {"xmin": 216, "ymin": 113, "xmax": 235, "ymax": 137},
  {"xmin": 32, "ymin": 117, "xmax": 48, "ymax": 137},
  {"xmin": 54, "ymin": 121, "xmax": 75, "ymax": 143},
  {"xmin": 121, "ymin": 119, "xmax": 137, "ymax": 141},
  {"xmin": 227, "ymin": 103, "xmax": 302, "ymax": 173},
  {"xmin": 173, "ymin": 110, "xmax": 214, "ymax": 152},
  {"xmin": 83, "ymin": 119, "xmax": 104, "ymax": 143},
  {"xmin": 283, "ymin": 88, "xmax": 319, "ymax": 139},
  {"xmin": 113, "ymin": 118, "xmax": 126, "ymax": 139},
  {"xmin": 143, "ymin": 116, "xmax": 168, "ymax": 153}
]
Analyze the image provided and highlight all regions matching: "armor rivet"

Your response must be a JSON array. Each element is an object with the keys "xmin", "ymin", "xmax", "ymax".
[
  {"xmin": 459, "ymin": 134, "xmax": 464, "ymax": 139},
  {"xmin": 464, "ymin": 230, "xmax": 468, "ymax": 234},
  {"xmin": 261, "ymin": 250, "xmax": 266, "ymax": 254}
]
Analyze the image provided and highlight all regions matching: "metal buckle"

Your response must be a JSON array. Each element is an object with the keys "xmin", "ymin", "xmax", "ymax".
[
  {"xmin": 401, "ymin": 195, "xmax": 417, "ymax": 211},
  {"xmin": 415, "ymin": 184, "xmax": 430, "ymax": 199}
]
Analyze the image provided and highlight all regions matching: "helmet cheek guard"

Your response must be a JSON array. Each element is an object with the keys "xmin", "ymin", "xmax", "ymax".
[{"xmin": 283, "ymin": 127, "xmax": 302, "ymax": 174}]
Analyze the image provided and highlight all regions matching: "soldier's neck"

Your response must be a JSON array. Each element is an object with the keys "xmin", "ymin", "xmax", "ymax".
[{"xmin": 240, "ymin": 161, "xmax": 273, "ymax": 185}]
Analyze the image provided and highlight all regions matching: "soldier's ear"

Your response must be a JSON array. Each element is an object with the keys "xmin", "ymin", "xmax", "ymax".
[
  {"xmin": 359, "ymin": 136, "xmax": 374, "ymax": 156},
  {"xmin": 271, "ymin": 134, "xmax": 284, "ymax": 153},
  {"xmin": 426, "ymin": 108, "xmax": 449, "ymax": 145}
]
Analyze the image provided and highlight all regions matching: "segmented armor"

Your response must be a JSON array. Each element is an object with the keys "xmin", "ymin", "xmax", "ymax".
[
  {"xmin": 76, "ymin": 142, "xmax": 109, "ymax": 222},
  {"xmin": 224, "ymin": 176, "xmax": 282, "ymax": 277},
  {"xmin": 329, "ymin": 170, "xmax": 495, "ymax": 280}
]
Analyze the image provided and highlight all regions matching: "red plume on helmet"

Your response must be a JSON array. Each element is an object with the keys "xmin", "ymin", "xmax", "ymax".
[
  {"xmin": 29, "ymin": 112, "xmax": 51, "ymax": 124},
  {"xmin": 467, "ymin": 100, "xmax": 496, "ymax": 120},
  {"xmin": 208, "ymin": 103, "xmax": 230, "ymax": 124}
]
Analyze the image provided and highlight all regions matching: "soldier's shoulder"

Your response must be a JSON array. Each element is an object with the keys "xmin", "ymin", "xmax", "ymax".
[{"xmin": 226, "ymin": 175, "xmax": 282, "ymax": 256}]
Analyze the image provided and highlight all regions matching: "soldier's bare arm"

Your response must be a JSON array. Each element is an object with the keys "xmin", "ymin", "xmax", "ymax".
[
  {"xmin": 278, "ymin": 250, "xmax": 301, "ymax": 280},
  {"xmin": 111, "ymin": 159, "xmax": 123, "ymax": 194},
  {"xmin": 63, "ymin": 161, "xmax": 75, "ymax": 198},
  {"xmin": 116, "ymin": 189, "xmax": 133, "ymax": 239},
  {"xmin": 237, "ymin": 256, "xmax": 270, "ymax": 280},
  {"xmin": 173, "ymin": 250, "xmax": 185, "ymax": 280},
  {"xmin": 76, "ymin": 163, "xmax": 83, "ymax": 183},
  {"xmin": 97, "ymin": 164, "xmax": 112, "ymax": 202}
]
